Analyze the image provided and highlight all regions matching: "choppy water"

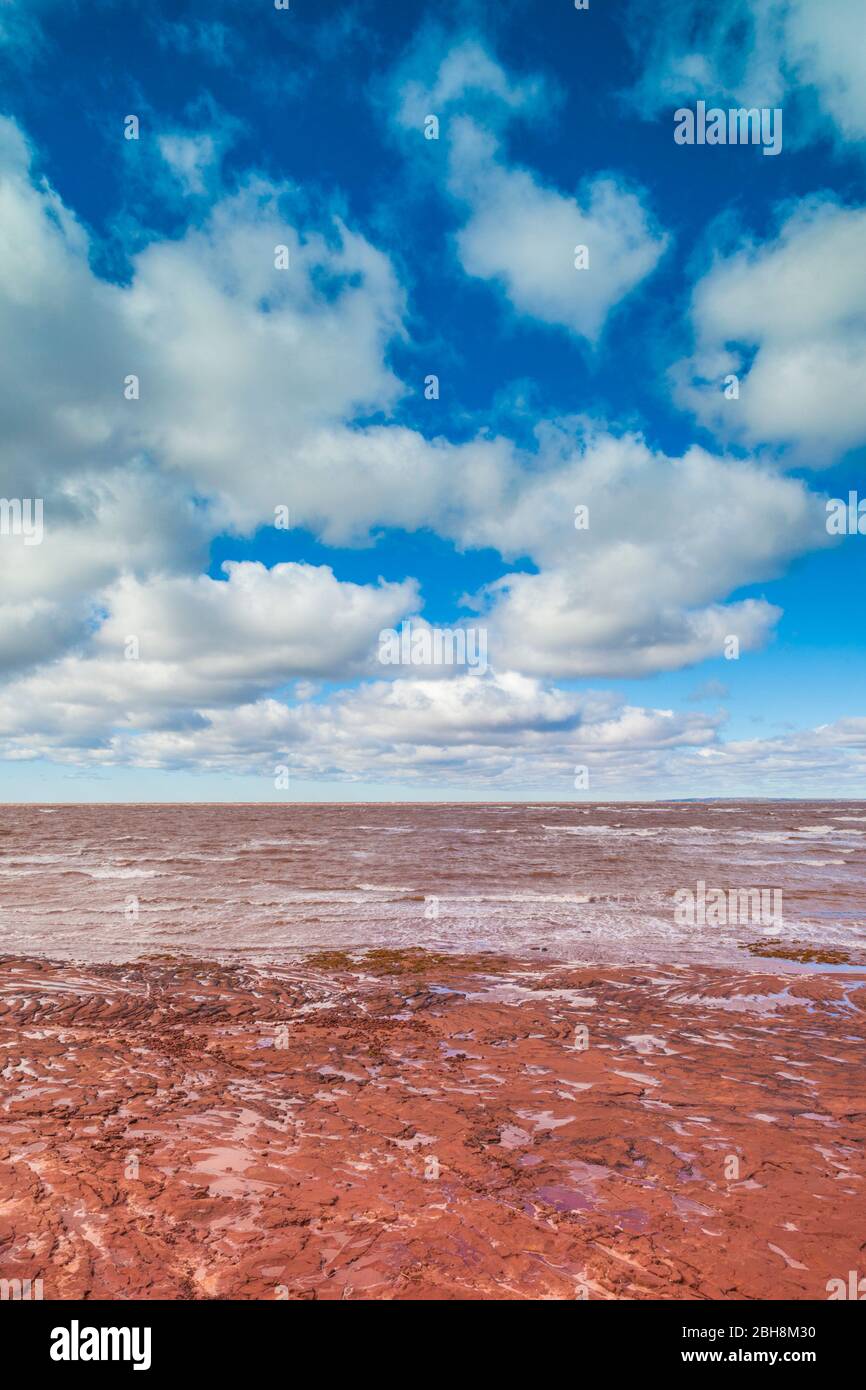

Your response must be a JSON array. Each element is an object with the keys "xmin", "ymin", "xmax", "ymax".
[{"xmin": 0, "ymin": 801, "xmax": 864, "ymax": 966}]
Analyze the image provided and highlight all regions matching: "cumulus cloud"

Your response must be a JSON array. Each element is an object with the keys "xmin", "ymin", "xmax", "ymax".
[
  {"xmin": 0, "ymin": 115, "xmax": 406, "ymax": 517},
  {"xmin": 0, "ymin": 93, "xmax": 847, "ymax": 795},
  {"xmin": 444, "ymin": 424, "xmax": 823, "ymax": 678},
  {"xmin": 0, "ymin": 119, "xmax": 134, "ymax": 495},
  {"xmin": 4, "ymin": 653, "xmax": 866, "ymax": 795},
  {"xmin": 0, "ymin": 665, "xmax": 722, "ymax": 787},
  {"xmin": 622, "ymin": 0, "xmax": 866, "ymax": 152},
  {"xmin": 0, "ymin": 467, "xmax": 211, "ymax": 676},
  {"xmin": 276, "ymin": 419, "xmax": 825, "ymax": 679},
  {"xmin": 0, "ymin": 111, "xmax": 411, "ymax": 677},
  {"xmin": 447, "ymin": 119, "xmax": 669, "ymax": 342},
  {"xmin": 669, "ymin": 717, "xmax": 866, "ymax": 797},
  {"xmin": 2, "ymin": 415, "xmax": 827, "ymax": 697},
  {"xmin": 392, "ymin": 35, "xmax": 549, "ymax": 131},
  {"xmin": 673, "ymin": 199, "xmax": 866, "ymax": 459},
  {"xmin": 1, "ymin": 106, "xmax": 816, "ymax": 696},
  {"xmin": 0, "ymin": 561, "xmax": 416, "ymax": 739},
  {"xmin": 123, "ymin": 183, "xmax": 406, "ymax": 521},
  {"xmin": 93, "ymin": 561, "xmax": 417, "ymax": 686},
  {"xmin": 0, "ymin": 98, "xmax": 829, "ymax": 692},
  {"xmin": 483, "ymin": 573, "xmax": 779, "ymax": 679},
  {"xmin": 389, "ymin": 35, "xmax": 667, "ymax": 341}
]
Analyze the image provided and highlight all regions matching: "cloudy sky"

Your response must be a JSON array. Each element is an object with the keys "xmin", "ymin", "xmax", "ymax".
[{"xmin": 0, "ymin": 0, "xmax": 865, "ymax": 801}]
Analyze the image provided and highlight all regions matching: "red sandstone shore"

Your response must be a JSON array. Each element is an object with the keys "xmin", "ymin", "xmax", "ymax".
[{"xmin": 1, "ymin": 948, "xmax": 864, "ymax": 1300}]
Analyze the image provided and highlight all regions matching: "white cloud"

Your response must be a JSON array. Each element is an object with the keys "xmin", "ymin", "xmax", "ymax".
[
  {"xmin": 4, "ymin": 657, "xmax": 866, "ymax": 796},
  {"xmin": 93, "ymin": 561, "xmax": 417, "ymax": 687},
  {"xmin": 277, "ymin": 420, "xmax": 823, "ymax": 679},
  {"xmin": 157, "ymin": 132, "xmax": 221, "ymax": 196},
  {"xmin": 122, "ymin": 183, "xmax": 406, "ymax": 523},
  {"xmin": 389, "ymin": 35, "xmax": 667, "ymax": 341},
  {"xmin": 673, "ymin": 199, "xmax": 866, "ymax": 459},
  {"xmin": 0, "ymin": 104, "xmax": 846, "ymax": 795},
  {"xmin": 0, "ymin": 467, "xmax": 211, "ymax": 675},
  {"xmin": 0, "ymin": 119, "xmax": 133, "ymax": 495},
  {"xmin": 446, "ymin": 424, "xmax": 823, "ymax": 677},
  {"xmin": 393, "ymin": 35, "xmax": 548, "ymax": 131},
  {"xmin": 0, "ymin": 116, "xmax": 406, "ymax": 519},
  {"xmin": 448, "ymin": 119, "xmax": 668, "ymax": 342},
  {"xmin": 623, "ymin": 0, "xmax": 866, "ymax": 151},
  {"xmin": 483, "ymin": 571, "xmax": 779, "ymax": 679},
  {"xmin": 0, "ymin": 665, "xmax": 722, "ymax": 786},
  {"xmin": 3, "ymin": 103, "xmax": 808, "ymax": 701},
  {"xmin": 0, "ymin": 561, "xmax": 416, "ymax": 737},
  {"xmin": 0, "ymin": 112, "xmax": 411, "ymax": 682},
  {"xmin": 1, "ymin": 411, "xmax": 826, "ymax": 693},
  {"xmin": 150, "ymin": 101, "xmax": 244, "ymax": 202},
  {"xmin": 668, "ymin": 717, "xmax": 866, "ymax": 796},
  {"xmin": 786, "ymin": 0, "xmax": 866, "ymax": 143}
]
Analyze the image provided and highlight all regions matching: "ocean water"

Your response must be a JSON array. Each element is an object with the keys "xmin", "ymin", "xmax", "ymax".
[{"xmin": 0, "ymin": 801, "xmax": 864, "ymax": 966}]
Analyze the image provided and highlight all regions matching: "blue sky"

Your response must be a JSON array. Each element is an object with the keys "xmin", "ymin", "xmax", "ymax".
[{"xmin": 0, "ymin": 0, "xmax": 865, "ymax": 800}]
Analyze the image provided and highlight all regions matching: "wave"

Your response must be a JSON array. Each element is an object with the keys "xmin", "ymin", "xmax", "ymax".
[
  {"xmin": 790, "ymin": 859, "xmax": 850, "ymax": 867},
  {"xmin": 355, "ymin": 882, "xmax": 415, "ymax": 893},
  {"xmin": 80, "ymin": 868, "xmax": 163, "ymax": 880},
  {"xmin": 543, "ymin": 825, "xmax": 658, "ymax": 838}
]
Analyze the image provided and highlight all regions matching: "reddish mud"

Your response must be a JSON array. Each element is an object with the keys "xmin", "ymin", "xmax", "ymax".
[{"xmin": 1, "ymin": 949, "xmax": 864, "ymax": 1301}]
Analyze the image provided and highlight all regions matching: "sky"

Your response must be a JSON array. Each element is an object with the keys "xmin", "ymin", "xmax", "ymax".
[{"xmin": 0, "ymin": 0, "xmax": 865, "ymax": 801}]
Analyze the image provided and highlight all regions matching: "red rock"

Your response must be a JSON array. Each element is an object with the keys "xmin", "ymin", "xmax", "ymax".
[{"xmin": 0, "ymin": 952, "xmax": 863, "ymax": 1300}]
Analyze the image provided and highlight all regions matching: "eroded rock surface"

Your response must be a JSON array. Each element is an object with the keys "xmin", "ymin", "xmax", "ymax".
[{"xmin": 1, "ymin": 951, "xmax": 864, "ymax": 1300}]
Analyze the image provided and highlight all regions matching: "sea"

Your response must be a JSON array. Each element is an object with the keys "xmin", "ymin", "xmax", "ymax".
[{"xmin": 0, "ymin": 801, "xmax": 864, "ymax": 967}]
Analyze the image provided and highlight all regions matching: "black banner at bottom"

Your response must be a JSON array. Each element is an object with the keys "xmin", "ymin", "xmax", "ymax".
[{"xmin": 1, "ymin": 1297, "xmax": 859, "ymax": 1376}]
